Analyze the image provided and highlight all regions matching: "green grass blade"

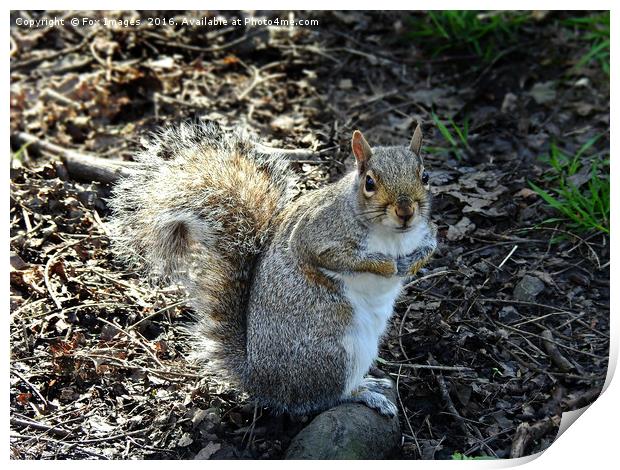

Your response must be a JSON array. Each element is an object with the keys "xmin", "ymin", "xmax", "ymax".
[{"xmin": 432, "ymin": 112, "xmax": 457, "ymax": 147}]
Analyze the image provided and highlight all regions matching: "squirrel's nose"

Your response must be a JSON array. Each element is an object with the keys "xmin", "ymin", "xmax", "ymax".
[{"xmin": 395, "ymin": 204, "xmax": 414, "ymax": 223}]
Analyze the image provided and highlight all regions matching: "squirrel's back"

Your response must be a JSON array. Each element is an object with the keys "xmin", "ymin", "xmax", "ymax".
[{"xmin": 109, "ymin": 121, "xmax": 295, "ymax": 380}]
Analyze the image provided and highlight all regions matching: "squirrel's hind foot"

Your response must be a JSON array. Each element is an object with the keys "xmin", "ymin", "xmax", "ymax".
[
  {"xmin": 349, "ymin": 378, "xmax": 398, "ymax": 417},
  {"xmin": 350, "ymin": 389, "xmax": 398, "ymax": 417},
  {"xmin": 362, "ymin": 376, "xmax": 393, "ymax": 392}
]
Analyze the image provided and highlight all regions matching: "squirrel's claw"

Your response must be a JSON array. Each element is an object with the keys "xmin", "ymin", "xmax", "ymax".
[
  {"xmin": 349, "ymin": 378, "xmax": 398, "ymax": 417},
  {"xmin": 350, "ymin": 389, "xmax": 398, "ymax": 417}
]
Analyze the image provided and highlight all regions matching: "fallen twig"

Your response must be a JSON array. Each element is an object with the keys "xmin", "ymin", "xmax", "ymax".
[
  {"xmin": 563, "ymin": 387, "xmax": 602, "ymax": 410},
  {"xmin": 97, "ymin": 318, "xmax": 166, "ymax": 368},
  {"xmin": 12, "ymin": 132, "xmax": 138, "ymax": 184},
  {"xmin": 11, "ymin": 33, "xmax": 94, "ymax": 71},
  {"xmin": 255, "ymin": 143, "xmax": 328, "ymax": 162},
  {"xmin": 428, "ymin": 356, "xmax": 487, "ymax": 453},
  {"xmin": 541, "ymin": 329, "xmax": 575, "ymax": 372},
  {"xmin": 394, "ymin": 364, "xmax": 421, "ymax": 458},
  {"xmin": 12, "ymin": 132, "xmax": 327, "ymax": 185},
  {"xmin": 435, "ymin": 372, "xmax": 474, "ymax": 440},
  {"xmin": 144, "ymin": 27, "xmax": 268, "ymax": 53},
  {"xmin": 510, "ymin": 416, "xmax": 560, "ymax": 458},
  {"xmin": 237, "ymin": 67, "xmax": 286, "ymax": 100},
  {"xmin": 386, "ymin": 362, "xmax": 474, "ymax": 373},
  {"xmin": 10, "ymin": 417, "xmax": 72, "ymax": 438}
]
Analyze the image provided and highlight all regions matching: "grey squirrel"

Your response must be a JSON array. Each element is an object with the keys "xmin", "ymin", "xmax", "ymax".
[{"xmin": 109, "ymin": 121, "xmax": 437, "ymax": 417}]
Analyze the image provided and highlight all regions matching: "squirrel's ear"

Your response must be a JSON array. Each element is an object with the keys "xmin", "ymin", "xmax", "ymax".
[
  {"xmin": 352, "ymin": 130, "xmax": 372, "ymax": 170},
  {"xmin": 410, "ymin": 122, "xmax": 423, "ymax": 158}
]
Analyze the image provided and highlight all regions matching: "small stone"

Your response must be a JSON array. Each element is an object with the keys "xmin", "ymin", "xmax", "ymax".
[
  {"xmin": 178, "ymin": 433, "xmax": 193, "ymax": 447},
  {"xmin": 529, "ymin": 82, "xmax": 556, "ymax": 105},
  {"xmin": 498, "ymin": 306, "xmax": 519, "ymax": 323},
  {"xmin": 339, "ymin": 79, "xmax": 353, "ymax": 90},
  {"xmin": 513, "ymin": 275, "xmax": 545, "ymax": 302},
  {"xmin": 501, "ymin": 92, "xmax": 518, "ymax": 113},
  {"xmin": 10, "ymin": 253, "xmax": 28, "ymax": 270},
  {"xmin": 285, "ymin": 383, "xmax": 400, "ymax": 459},
  {"xmin": 191, "ymin": 408, "xmax": 209, "ymax": 425},
  {"xmin": 575, "ymin": 102, "xmax": 595, "ymax": 116},
  {"xmin": 574, "ymin": 77, "xmax": 590, "ymax": 88},
  {"xmin": 194, "ymin": 442, "xmax": 221, "ymax": 459},
  {"xmin": 472, "ymin": 261, "xmax": 490, "ymax": 274}
]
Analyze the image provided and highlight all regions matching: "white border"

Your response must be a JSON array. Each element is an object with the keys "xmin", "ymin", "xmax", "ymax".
[{"xmin": 5, "ymin": 3, "xmax": 616, "ymax": 467}]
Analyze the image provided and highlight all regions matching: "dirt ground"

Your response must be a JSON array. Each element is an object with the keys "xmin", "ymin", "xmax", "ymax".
[{"xmin": 10, "ymin": 11, "xmax": 609, "ymax": 459}]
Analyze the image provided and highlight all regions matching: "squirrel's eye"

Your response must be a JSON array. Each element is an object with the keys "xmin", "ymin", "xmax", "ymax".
[
  {"xmin": 365, "ymin": 175, "xmax": 376, "ymax": 193},
  {"xmin": 421, "ymin": 170, "xmax": 429, "ymax": 185}
]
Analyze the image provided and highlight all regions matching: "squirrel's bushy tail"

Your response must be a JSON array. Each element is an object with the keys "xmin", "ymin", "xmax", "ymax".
[{"xmin": 109, "ymin": 121, "xmax": 295, "ymax": 380}]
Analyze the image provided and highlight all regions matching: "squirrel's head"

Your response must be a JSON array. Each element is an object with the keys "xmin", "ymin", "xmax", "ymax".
[{"xmin": 351, "ymin": 123, "xmax": 431, "ymax": 232}]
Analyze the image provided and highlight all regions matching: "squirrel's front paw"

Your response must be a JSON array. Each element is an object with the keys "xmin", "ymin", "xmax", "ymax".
[
  {"xmin": 350, "ymin": 389, "xmax": 398, "ymax": 417},
  {"xmin": 396, "ymin": 232, "xmax": 437, "ymax": 276},
  {"xmin": 396, "ymin": 254, "xmax": 414, "ymax": 276},
  {"xmin": 396, "ymin": 247, "xmax": 434, "ymax": 276}
]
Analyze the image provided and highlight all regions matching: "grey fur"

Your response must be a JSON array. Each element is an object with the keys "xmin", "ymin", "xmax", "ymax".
[
  {"xmin": 109, "ymin": 121, "xmax": 295, "ymax": 382},
  {"xmin": 109, "ymin": 122, "xmax": 436, "ymax": 415}
]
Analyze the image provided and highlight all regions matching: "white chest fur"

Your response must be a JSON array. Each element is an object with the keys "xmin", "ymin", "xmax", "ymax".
[{"xmin": 338, "ymin": 222, "xmax": 429, "ymax": 395}]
